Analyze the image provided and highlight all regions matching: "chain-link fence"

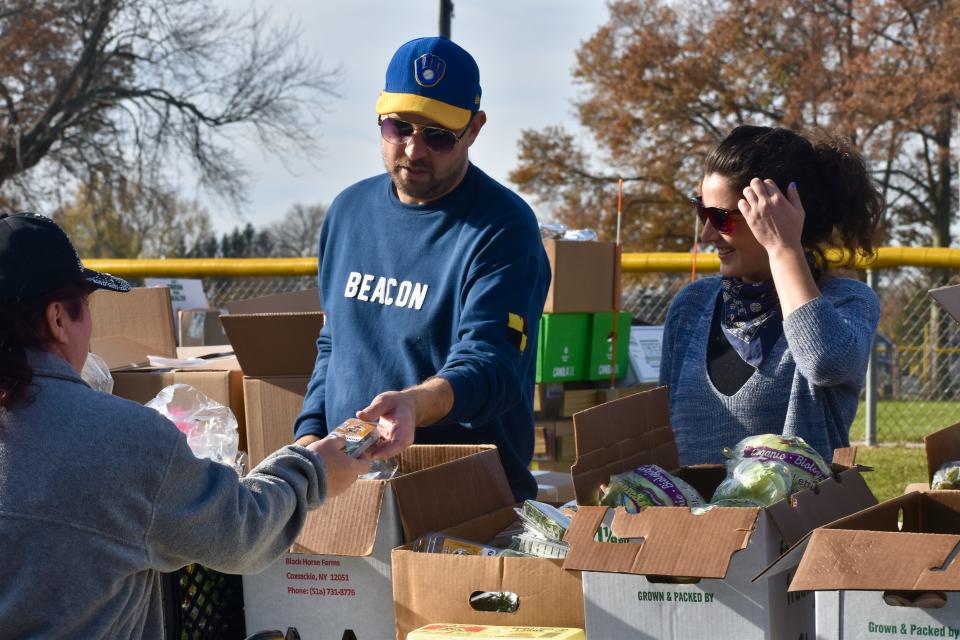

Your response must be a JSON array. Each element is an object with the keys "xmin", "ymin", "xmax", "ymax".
[{"xmin": 146, "ymin": 264, "xmax": 960, "ymax": 447}]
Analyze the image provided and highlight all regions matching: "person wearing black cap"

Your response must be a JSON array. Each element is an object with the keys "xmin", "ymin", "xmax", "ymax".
[
  {"xmin": 293, "ymin": 37, "xmax": 552, "ymax": 500},
  {"xmin": 0, "ymin": 213, "xmax": 368, "ymax": 637}
]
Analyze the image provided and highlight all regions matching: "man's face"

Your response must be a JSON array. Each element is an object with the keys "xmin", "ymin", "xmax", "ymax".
[{"xmin": 381, "ymin": 111, "xmax": 485, "ymax": 205}]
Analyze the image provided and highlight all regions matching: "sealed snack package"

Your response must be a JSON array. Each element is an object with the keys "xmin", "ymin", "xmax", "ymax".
[
  {"xmin": 599, "ymin": 464, "xmax": 705, "ymax": 512},
  {"xmin": 711, "ymin": 458, "xmax": 794, "ymax": 508},
  {"xmin": 145, "ymin": 384, "xmax": 241, "ymax": 473},
  {"xmin": 412, "ymin": 533, "xmax": 501, "ymax": 557},
  {"xmin": 724, "ymin": 434, "xmax": 831, "ymax": 492},
  {"xmin": 514, "ymin": 500, "xmax": 571, "ymax": 541},
  {"xmin": 932, "ymin": 461, "xmax": 960, "ymax": 489},
  {"xmin": 81, "ymin": 351, "xmax": 114, "ymax": 394},
  {"xmin": 330, "ymin": 418, "xmax": 380, "ymax": 458}
]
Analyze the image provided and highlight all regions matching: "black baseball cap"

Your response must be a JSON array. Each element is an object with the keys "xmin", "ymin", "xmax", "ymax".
[{"xmin": 0, "ymin": 212, "xmax": 131, "ymax": 299}]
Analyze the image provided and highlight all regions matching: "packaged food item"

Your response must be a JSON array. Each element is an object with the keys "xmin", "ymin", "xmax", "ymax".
[
  {"xmin": 81, "ymin": 351, "xmax": 114, "ymax": 394},
  {"xmin": 511, "ymin": 533, "xmax": 569, "ymax": 559},
  {"xmin": 407, "ymin": 624, "xmax": 585, "ymax": 639},
  {"xmin": 513, "ymin": 500, "xmax": 571, "ymax": 541},
  {"xmin": 723, "ymin": 434, "xmax": 831, "ymax": 491},
  {"xmin": 710, "ymin": 458, "xmax": 794, "ymax": 507},
  {"xmin": 932, "ymin": 461, "xmax": 960, "ymax": 489},
  {"xmin": 360, "ymin": 457, "xmax": 399, "ymax": 480},
  {"xmin": 599, "ymin": 464, "xmax": 705, "ymax": 512},
  {"xmin": 412, "ymin": 533, "xmax": 501, "ymax": 557},
  {"xmin": 331, "ymin": 418, "xmax": 380, "ymax": 458}
]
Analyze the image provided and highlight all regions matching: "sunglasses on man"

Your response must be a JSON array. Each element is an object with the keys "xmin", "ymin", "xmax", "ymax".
[
  {"xmin": 690, "ymin": 196, "xmax": 739, "ymax": 234},
  {"xmin": 378, "ymin": 115, "xmax": 472, "ymax": 154}
]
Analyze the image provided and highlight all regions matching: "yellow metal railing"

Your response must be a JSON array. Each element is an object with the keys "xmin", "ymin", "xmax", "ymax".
[{"xmin": 85, "ymin": 246, "xmax": 960, "ymax": 278}]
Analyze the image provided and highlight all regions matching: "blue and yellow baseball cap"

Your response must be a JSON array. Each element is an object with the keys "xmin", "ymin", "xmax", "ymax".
[{"xmin": 375, "ymin": 37, "xmax": 481, "ymax": 131}]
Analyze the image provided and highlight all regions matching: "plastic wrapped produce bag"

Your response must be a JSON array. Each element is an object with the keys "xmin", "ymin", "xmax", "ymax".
[
  {"xmin": 80, "ymin": 351, "xmax": 114, "ymax": 394},
  {"xmin": 932, "ymin": 461, "xmax": 960, "ymax": 489},
  {"xmin": 723, "ymin": 434, "xmax": 831, "ymax": 492},
  {"xmin": 599, "ymin": 464, "xmax": 705, "ymax": 512},
  {"xmin": 146, "ymin": 384, "xmax": 241, "ymax": 473},
  {"xmin": 711, "ymin": 458, "xmax": 794, "ymax": 508}
]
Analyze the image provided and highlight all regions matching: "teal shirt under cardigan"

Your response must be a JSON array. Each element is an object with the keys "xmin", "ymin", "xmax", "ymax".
[
  {"xmin": 0, "ymin": 350, "xmax": 328, "ymax": 639},
  {"xmin": 659, "ymin": 275, "xmax": 880, "ymax": 465}
]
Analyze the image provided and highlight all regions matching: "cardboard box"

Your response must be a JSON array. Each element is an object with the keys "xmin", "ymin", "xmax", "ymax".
[
  {"xmin": 531, "ymin": 469, "xmax": 575, "ymax": 504},
  {"xmin": 90, "ymin": 287, "xmax": 178, "ymax": 360},
  {"xmin": 219, "ymin": 289, "xmax": 323, "ymax": 466},
  {"xmin": 903, "ymin": 422, "xmax": 960, "ymax": 493},
  {"xmin": 536, "ymin": 314, "xmax": 589, "ymax": 383},
  {"xmin": 762, "ymin": 491, "xmax": 960, "ymax": 639},
  {"xmin": 244, "ymin": 445, "xmax": 509, "ymax": 640},
  {"xmin": 586, "ymin": 311, "xmax": 632, "ymax": 381},
  {"xmin": 391, "ymin": 452, "xmax": 585, "ymax": 639},
  {"xmin": 178, "ymin": 307, "xmax": 228, "ymax": 346},
  {"xmin": 560, "ymin": 387, "xmax": 878, "ymax": 640},
  {"xmin": 542, "ymin": 239, "xmax": 618, "ymax": 313},
  {"xmin": 89, "ymin": 288, "xmax": 247, "ymax": 450}
]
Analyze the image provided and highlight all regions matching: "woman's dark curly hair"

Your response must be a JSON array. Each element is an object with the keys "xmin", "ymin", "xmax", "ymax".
[
  {"xmin": 704, "ymin": 125, "xmax": 884, "ymax": 270},
  {"xmin": 0, "ymin": 282, "xmax": 90, "ymax": 409}
]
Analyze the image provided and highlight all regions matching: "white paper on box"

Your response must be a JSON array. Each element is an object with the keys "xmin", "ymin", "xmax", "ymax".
[
  {"xmin": 579, "ymin": 514, "xmax": 815, "ymax": 640},
  {"xmin": 144, "ymin": 278, "xmax": 209, "ymax": 333},
  {"xmin": 242, "ymin": 486, "xmax": 402, "ymax": 640},
  {"xmin": 628, "ymin": 325, "xmax": 664, "ymax": 383},
  {"xmin": 816, "ymin": 591, "xmax": 960, "ymax": 640}
]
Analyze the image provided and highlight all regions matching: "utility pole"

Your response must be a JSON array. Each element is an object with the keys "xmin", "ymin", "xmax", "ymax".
[{"xmin": 439, "ymin": 0, "xmax": 453, "ymax": 38}]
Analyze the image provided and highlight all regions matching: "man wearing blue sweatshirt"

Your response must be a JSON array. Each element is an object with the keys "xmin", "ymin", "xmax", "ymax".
[{"xmin": 293, "ymin": 37, "xmax": 551, "ymax": 500}]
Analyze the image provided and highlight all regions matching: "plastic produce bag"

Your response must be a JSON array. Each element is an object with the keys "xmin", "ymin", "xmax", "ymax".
[
  {"xmin": 932, "ymin": 461, "xmax": 960, "ymax": 489},
  {"xmin": 599, "ymin": 464, "xmax": 705, "ymax": 512},
  {"xmin": 81, "ymin": 352, "xmax": 114, "ymax": 394},
  {"xmin": 711, "ymin": 458, "xmax": 794, "ymax": 508},
  {"xmin": 561, "ymin": 228, "xmax": 599, "ymax": 242},
  {"xmin": 723, "ymin": 434, "xmax": 831, "ymax": 492},
  {"xmin": 145, "ymin": 384, "xmax": 241, "ymax": 473},
  {"xmin": 539, "ymin": 222, "xmax": 567, "ymax": 240}
]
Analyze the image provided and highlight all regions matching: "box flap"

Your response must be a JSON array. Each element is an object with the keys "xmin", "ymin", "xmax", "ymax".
[
  {"xmin": 562, "ymin": 505, "xmax": 760, "ymax": 578},
  {"xmin": 90, "ymin": 335, "xmax": 158, "ymax": 370},
  {"xmin": 220, "ymin": 312, "xmax": 323, "ymax": 376},
  {"xmin": 767, "ymin": 491, "xmax": 960, "ymax": 591},
  {"xmin": 391, "ymin": 446, "xmax": 515, "ymax": 541},
  {"xmin": 224, "ymin": 287, "xmax": 321, "ymax": 314},
  {"xmin": 89, "ymin": 287, "xmax": 177, "ymax": 358},
  {"xmin": 790, "ymin": 528, "xmax": 960, "ymax": 591},
  {"xmin": 570, "ymin": 386, "xmax": 677, "ymax": 506},
  {"xmin": 831, "ymin": 446, "xmax": 857, "ymax": 469},
  {"xmin": 929, "ymin": 284, "xmax": 960, "ymax": 324},
  {"xmin": 764, "ymin": 467, "xmax": 878, "ymax": 547},
  {"xmin": 292, "ymin": 479, "xmax": 388, "ymax": 556},
  {"xmin": 292, "ymin": 445, "xmax": 500, "ymax": 556},
  {"xmin": 923, "ymin": 422, "xmax": 960, "ymax": 484}
]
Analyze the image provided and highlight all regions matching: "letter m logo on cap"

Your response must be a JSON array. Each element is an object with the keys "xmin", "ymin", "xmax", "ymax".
[{"xmin": 414, "ymin": 53, "xmax": 446, "ymax": 88}]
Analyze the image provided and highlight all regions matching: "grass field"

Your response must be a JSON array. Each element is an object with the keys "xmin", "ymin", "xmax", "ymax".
[
  {"xmin": 853, "ymin": 446, "xmax": 929, "ymax": 503},
  {"xmin": 848, "ymin": 400, "xmax": 960, "ymax": 443}
]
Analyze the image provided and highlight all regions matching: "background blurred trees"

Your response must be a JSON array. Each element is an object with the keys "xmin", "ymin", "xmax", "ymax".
[{"xmin": 511, "ymin": 0, "xmax": 960, "ymax": 252}]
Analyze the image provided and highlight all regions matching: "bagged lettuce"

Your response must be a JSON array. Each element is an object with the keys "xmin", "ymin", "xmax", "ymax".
[
  {"xmin": 599, "ymin": 464, "xmax": 705, "ymax": 512},
  {"xmin": 711, "ymin": 458, "xmax": 794, "ymax": 508},
  {"xmin": 724, "ymin": 434, "xmax": 831, "ymax": 492},
  {"xmin": 932, "ymin": 461, "xmax": 960, "ymax": 490}
]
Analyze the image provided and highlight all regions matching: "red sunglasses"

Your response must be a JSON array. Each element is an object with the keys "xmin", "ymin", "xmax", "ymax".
[{"xmin": 690, "ymin": 196, "xmax": 738, "ymax": 234}]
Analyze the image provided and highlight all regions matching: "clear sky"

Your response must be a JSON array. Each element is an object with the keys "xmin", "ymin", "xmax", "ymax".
[{"xmin": 206, "ymin": 1, "xmax": 610, "ymax": 231}]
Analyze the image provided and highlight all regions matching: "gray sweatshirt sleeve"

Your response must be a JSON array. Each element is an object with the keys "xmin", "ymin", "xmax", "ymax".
[
  {"xmin": 145, "ymin": 439, "xmax": 328, "ymax": 574},
  {"xmin": 782, "ymin": 279, "xmax": 879, "ymax": 387}
]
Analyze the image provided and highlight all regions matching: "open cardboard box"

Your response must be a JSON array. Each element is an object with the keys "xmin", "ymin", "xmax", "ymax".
[
  {"xmin": 391, "ymin": 453, "xmax": 584, "ymax": 639},
  {"xmin": 759, "ymin": 490, "xmax": 960, "ymax": 639},
  {"xmin": 219, "ymin": 288, "xmax": 323, "ymax": 465},
  {"xmin": 89, "ymin": 287, "xmax": 246, "ymax": 449},
  {"xmin": 244, "ymin": 445, "xmax": 529, "ymax": 640},
  {"xmin": 904, "ymin": 422, "xmax": 960, "ymax": 493},
  {"xmin": 559, "ymin": 386, "xmax": 877, "ymax": 640}
]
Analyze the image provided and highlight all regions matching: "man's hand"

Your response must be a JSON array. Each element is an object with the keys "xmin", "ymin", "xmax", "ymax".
[
  {"xmin": 356, "ymin": 391, "xmax": 417, "ymax": 459},
  {"xmin": 305, "ymin": 435, "xmax": 370, "ymax": 498},
  {"xmin": 357, "ymin": 376, "xmax": 454, "ymax": 459}
]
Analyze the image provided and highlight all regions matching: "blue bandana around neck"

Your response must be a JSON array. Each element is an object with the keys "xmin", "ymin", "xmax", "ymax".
[{"xmin": 719, "ymin": 277, "xmax": 784, "ymax": 368}]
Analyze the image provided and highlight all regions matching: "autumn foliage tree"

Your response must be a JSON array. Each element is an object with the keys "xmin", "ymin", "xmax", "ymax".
[
  {"xmin": 0, "ymin": 0, "xmax": 336, "ymax": 210},
  {"xmin": 510, "ymin": 0, "xmax": 960, "ymax": 253}
]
